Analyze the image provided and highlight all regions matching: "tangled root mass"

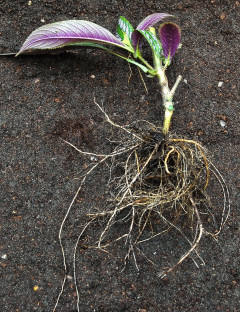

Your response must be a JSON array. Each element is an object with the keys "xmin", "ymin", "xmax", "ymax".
[
  {"xmin": 75, "ymin": 104, "xmax": 230, "ymax": 277},
  {"xmin": 53, "ymin": 103, "xmax": 230, "ymax": 311}
]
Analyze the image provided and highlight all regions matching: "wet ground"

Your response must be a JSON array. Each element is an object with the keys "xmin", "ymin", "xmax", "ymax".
[{"xmin": 1, "ymin": 1, "xmax": 239, "ymax": 311}]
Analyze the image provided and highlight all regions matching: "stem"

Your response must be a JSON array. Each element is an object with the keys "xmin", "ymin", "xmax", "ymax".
[
  {"xmin": 137, "ymin": 54, "xmax": 155, "ymax": 72},
  {"xmin": 152, "ymin": 50, "xmax": 173, "ymax": 135},
  {"xmin": 162, "ymin": 109, "xmax": 173, "ymax": 135},
  {"xmin": 148, "ymin": 28, "xmax": 182, "ymax": 134},
  {"xmin": 162, "ymin": 75, "xmax": 182, "ymax": 134},
  {"xmin": 169, "ymin": 75, "xmax": 183, "ymax": 98}
]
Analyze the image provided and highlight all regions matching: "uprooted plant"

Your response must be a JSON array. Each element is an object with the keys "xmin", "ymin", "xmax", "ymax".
[{"xmin": 17, "ymin": 13, "xmax": 230, "ymax": 311}]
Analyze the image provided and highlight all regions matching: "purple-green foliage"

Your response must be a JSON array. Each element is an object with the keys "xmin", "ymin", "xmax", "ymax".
[
  {"xmin": 131, "ymin": 13, "xmax": 172, "ymax": 51},
  {"xmin": 17, "ymin": 13, "xmax": 181, "ymax": 71}
]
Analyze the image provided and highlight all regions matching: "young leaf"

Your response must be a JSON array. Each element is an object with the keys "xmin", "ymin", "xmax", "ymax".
[
  {"xmin": 136, "ymin": 13, "xmax": 172, "ymax": 31},
  {"xmin": 17, "ymin": 20, "xmax": 133, "ymax": 56},
  {"xmin": 131, "ymin": 13, "xmax": 171, "ymax": 51},
  {"xmin": 159, "ymin": 22, "xmax": 181, "ymax": 60},
  {"xmin": 136, "ymin": 30, "xmax": 162, "ymax": 57},
  {"xmin": 117, "ymin": 16, "xmax": 134, "ymax": 51}
]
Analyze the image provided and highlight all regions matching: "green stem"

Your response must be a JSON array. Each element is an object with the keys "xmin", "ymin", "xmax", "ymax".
[
  {"xmin": 137, "ymin": 54, "xmax": 155, "ymax": 72},
  {"xmin": 160, "ymin": 74, "xmax": 182, "ymax": 135},
  {"xmin": 105, "ymin": 49, "xmax": 151, "ymax": 73},
  {"xmin": 149, "ymin": 27, "xmax": 182, "ymax": 135}
]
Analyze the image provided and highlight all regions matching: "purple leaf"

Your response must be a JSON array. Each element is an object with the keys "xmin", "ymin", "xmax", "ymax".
[
  {"xmin": 131, "ymin": 13, "xmax": 172, "ymax": 51},
  {"xmin": 136, "ymin": 13, "xmax": 172, "ymax": 31},
  {"xmin": 17, "ymin": 20, "xmax": 128, "ymax": 55},
  {"xmin": 159, "ymin": 22, "xmax": 181, "ymax": 59}
]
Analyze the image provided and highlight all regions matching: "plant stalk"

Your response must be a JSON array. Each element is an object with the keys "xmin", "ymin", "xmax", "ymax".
[{"xmin": 149, "ymin": 27, "xmax": 182, "ymax": 135}]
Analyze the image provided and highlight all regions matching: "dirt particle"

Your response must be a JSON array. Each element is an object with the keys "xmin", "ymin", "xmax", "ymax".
[
  {"xmin": 217, "ymin": 114, "xmax": 227, "ymax": 121},
  {"xmin": 220, "ymin": 13, "xmax": 226, "ymax": 20},
  {"xmin": 54, "ymin": 97, "xmax": 61, "ymax": 103},
  {"xmin": 102, "ymin": 78, "xmax": 109, "ymax": 85}
]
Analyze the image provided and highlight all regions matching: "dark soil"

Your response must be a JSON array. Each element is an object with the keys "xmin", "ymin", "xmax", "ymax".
[{"xmin": 0, "ymin": 1, "xmax": 239, "ymax": 311}]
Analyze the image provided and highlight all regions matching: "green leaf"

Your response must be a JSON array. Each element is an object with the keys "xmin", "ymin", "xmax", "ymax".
[
  {"xmin": 137, "ymin": 30, "xmax": 162, "ymax": 57},
  {"xmin": 117, "ymin": 16, "xmax": 134, "ymax": 52}
]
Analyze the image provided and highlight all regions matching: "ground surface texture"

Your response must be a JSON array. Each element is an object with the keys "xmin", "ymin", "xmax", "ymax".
[{"xmin": 0, "ymin": 1, "xmax": 239, "ymax": 311}]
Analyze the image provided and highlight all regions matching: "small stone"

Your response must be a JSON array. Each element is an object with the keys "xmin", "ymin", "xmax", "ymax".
[
  {"xmin": 139, "ymin": 95, "xmax": 145, "ymax": 102},
  {"xmin": 220, "ymin": 13, "xmax": 226, "ymax": 20},
  {"xmin": 220, "ymin": 120, "xmax": 226, "ymax": 127},
  {"xmin": 183, "ymin": 79, "xmax": 188, "ymax": 83},
  {"xmin": 218, "ymin": 81, "xmax": 223, "ymax": 87},
  {"xmin": 28, "ymin": 0, "xmax": 32, "ymax": 6},
  {"xmin": 41, "ymin": 19, "xmax": 45, "ymax": 23},
  {"xmin": 90, "ymin": 75, "xmax": 95, "ymax": 79},
  {"xmin": 1, "ymin": 254, "xmax": 7, "ymax": 260}
]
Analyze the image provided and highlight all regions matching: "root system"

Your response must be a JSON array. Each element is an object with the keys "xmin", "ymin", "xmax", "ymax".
[{"xmin": 53, "ymin": 100, "xmax": 230, "ymax": 312}]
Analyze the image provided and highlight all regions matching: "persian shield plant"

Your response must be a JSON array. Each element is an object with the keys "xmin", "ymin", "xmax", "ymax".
[
  {"xmin": 16, "ymin": 13, "xmax": 230, "ymax": 312},
  {"xmin": 17, "ymin": 13, "xmax": 181, "ymax": 134}
]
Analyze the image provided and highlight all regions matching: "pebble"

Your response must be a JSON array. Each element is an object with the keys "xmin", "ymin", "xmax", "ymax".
[
  {"xmin": 218, "ymin": 81, "xmax": 224, "ymax": 87},
  {"xmin": 139, "ymin": 95, "xmax": 145, "ymax": 102},
  {"xmin": 1, "ymin": 254, "xmax": 7, "ymax": 260},
  {"xmin": 219, "ymin": 120, "xmax": 226, "ymax": 127}
]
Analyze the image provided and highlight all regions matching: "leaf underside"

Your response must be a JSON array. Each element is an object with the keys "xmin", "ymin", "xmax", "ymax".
[
  {"xmin": 159, "ymin": 22, "xmax": 181, "ymax": 59},
  {"xmin": 17, "ymin": 20, "xmax": 131, "ymax": 55}
]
